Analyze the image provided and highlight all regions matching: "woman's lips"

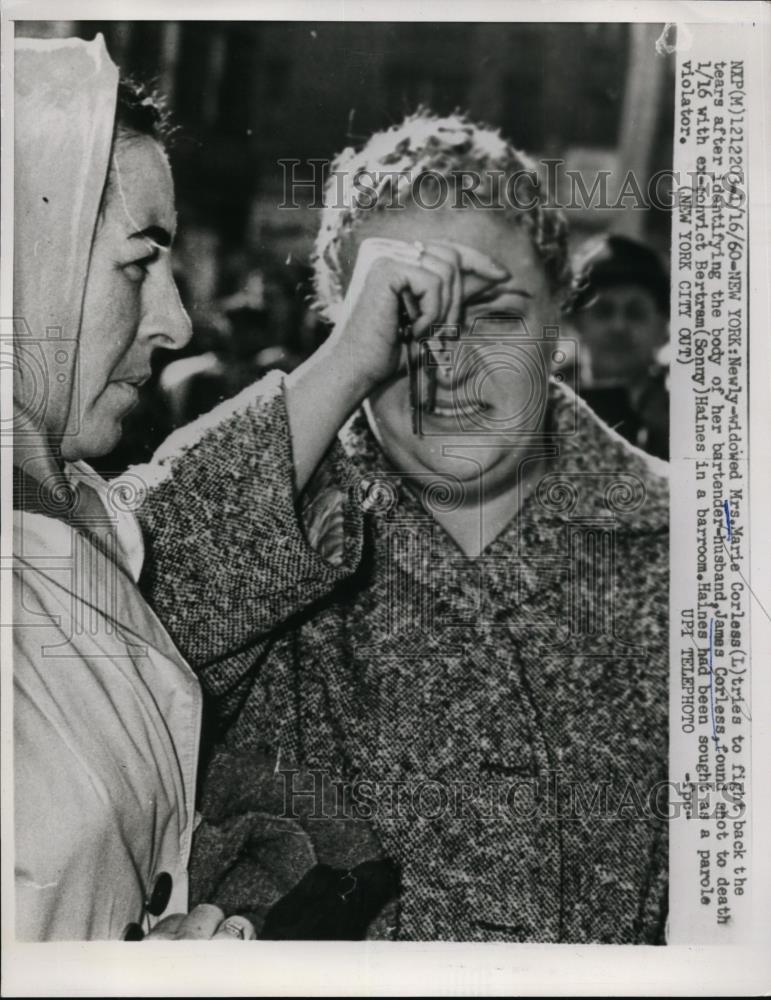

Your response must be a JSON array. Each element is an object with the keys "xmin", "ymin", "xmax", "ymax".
[
  {"xmin": 112, "ymin": 371, "xmax": 151, "ymax": 388},
  {"xmin": 423, "ymin": 397, "xmax": 489, "ymax": 419},
  {"xmin": 108, "ymin": 380, "xmax": 140, "ymax": 408},
  {"xmin": 107, "ymin": 371, "xmax": 151, "ymax": 406}
]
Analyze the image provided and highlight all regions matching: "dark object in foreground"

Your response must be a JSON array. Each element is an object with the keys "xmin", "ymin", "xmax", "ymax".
[{"xmin": 259, "ymin": 860, "xmax": 399, "ymax": 940}]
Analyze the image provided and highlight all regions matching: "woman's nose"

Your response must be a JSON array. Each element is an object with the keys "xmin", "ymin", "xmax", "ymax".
[
  {"xmin": 140, "ymin": 268, "xmax": 193, "ymax": 352},
  {"xmin": 165, "ymin": 280, "xmax": 193, "ymax": 351}
]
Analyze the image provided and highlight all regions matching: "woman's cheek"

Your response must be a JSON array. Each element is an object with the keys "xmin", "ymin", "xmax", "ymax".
[{"xmin": 111, "ymin": 279, "xmax": 146, "ymax": 356}]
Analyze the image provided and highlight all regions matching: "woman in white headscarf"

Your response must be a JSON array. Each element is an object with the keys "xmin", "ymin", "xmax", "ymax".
[{"xmin": 12, "ymin": 35, "xmax": 259, "ymax": 942}]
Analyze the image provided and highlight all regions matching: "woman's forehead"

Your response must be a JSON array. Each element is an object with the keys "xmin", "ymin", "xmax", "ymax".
[
  {"xmin": 106, "ymin": 136, "xmax": 176, "ymax": 236},
  {"xmin": 345, "ymin": 204, "xmax": 542, "ymax": 281}
]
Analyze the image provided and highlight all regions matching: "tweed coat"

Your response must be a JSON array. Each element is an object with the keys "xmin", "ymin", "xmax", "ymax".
[{"xmin": 137, "ymin": 370, "xmax": 669, "ymax": 943}]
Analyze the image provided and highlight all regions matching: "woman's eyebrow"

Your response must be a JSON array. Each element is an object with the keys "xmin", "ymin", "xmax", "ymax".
[
  {"xmin": 129, "ymin": 225, "xmax": 172, "ymax": 249},
  {"xmin": 464, "ymin": 286, "xmax": 533, "ymax": 306}
]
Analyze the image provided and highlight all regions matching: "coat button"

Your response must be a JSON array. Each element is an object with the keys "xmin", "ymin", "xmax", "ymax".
[
  {"xmin": 123, "ymin": 922, "xmax": 145, "ymax": 941},
  {"xmin": 146, "ymin": 872, "xmax": 173, "ymax": 917}
]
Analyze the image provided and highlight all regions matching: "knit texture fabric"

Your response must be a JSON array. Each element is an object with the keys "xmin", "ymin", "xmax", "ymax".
[{"xmin": 138, "ymin": 371, "xmax": 669, "ymax": 943}]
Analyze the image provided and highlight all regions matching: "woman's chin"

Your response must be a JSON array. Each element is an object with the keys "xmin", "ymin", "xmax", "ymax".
[
  {"xmin": 60, "ymin": 418, "xmax": 123, "ymax": 463},
  {"xmin": 394, "ymin": 438, "xmax": 504, "ymax": 489}
]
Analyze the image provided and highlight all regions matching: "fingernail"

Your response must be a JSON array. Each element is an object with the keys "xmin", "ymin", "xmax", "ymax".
[{"xmin": 222, "ymin": 916, "xmax": 253, "ymax": 939}]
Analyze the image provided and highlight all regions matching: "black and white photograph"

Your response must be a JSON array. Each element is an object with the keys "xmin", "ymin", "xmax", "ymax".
[{"xmin": 1, "ymin": 1, "xmax": 769, "ymax": 996}]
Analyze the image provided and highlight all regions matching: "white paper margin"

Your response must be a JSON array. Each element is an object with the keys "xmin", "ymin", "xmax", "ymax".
[{"xmin": 1, "ymin": 1, "xmax": 769, "ymax": 995}]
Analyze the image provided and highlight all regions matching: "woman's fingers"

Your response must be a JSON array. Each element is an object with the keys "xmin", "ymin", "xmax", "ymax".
[
  {"xmin": 181, "ymin": 903, "xmax": 227, "ymax": 938},
  {"xmin": 145, "ymin": 904, "xmax": 222, "ymax": 939},
  {"xmin": 359, "ymin": 237, "xmax": 454, "ymax": 323},
  {"xmin": 145, "ymin": 913, "xmax": 186, "ymax": 939},
  {"xmin": 405, "ymin": 268, "xmax": 443, "ymax": 338},
  {"xmin": 361, "ymin": 236, "xmax": 509, "ymax": 329},
  {"xmin": 374, "ymin": 254, "xmax": 442, "ymax": 338},
  {"xmin": 212, "ymin": 914, "xmax": 256, "ymax": 940},
  {"xmin": 144, "ymin": 906, "xmax": 255, "ymax": 941},
  {"xmin": 440, "ymin": 240, "xmax": 509, "ymax": 282},
  {"xmin": 380, "ymin": 247, "xmax": 455, "ymax": 334},
  {"xmin": 416, "ymin": 247, "xmax": 457, "ymax": 323},
  {"xmin": 425, "ymin": 239, "xmax": 510, "ymax": 305},
  {"xmin": 423, "ymin": 243, "xmax": 462, "ymax": 326},
  {"xmin": 337, "ymin": 235, "xmax": 509, "ymax": 393}
]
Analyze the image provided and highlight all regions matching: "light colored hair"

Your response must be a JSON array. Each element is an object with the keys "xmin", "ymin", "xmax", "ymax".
[{"xmin": 312, "ymin": 109, "xmax": 572, "ymax": 320}]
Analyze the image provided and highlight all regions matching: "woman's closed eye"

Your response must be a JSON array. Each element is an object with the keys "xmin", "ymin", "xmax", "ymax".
[
  {"xmin": 470, "ymin": 309, "xmax": 524, "ymax": 320},
  {"xmin": 463, "ymin": 308, "xmax": 526, "ymax": 331},
  {"xmin": 463, "ymin": 290, "xmax": 530, "ymax": 322},
  {"xmin": 123, "ymin": 247, "xmax": 160, "ymax": 283}
]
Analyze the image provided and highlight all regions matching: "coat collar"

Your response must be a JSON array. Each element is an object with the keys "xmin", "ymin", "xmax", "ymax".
[{"xmin": 13, "ymin": 460, "xmax": 146, "ymax": 582}]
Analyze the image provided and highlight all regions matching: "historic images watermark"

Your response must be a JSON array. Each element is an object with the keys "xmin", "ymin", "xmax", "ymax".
[
  {"xmin": 278, "ymin": 158, "xmax": 746, "ymax": 214},
  {"xmin": 277, "ymin": 767, "xmax": 744, "ymax": 825}
]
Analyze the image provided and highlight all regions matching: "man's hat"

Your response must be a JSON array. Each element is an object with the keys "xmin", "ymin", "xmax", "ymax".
[{"xmin": 570, "ymin": 234, "xmax": 670, "ymax": 314}]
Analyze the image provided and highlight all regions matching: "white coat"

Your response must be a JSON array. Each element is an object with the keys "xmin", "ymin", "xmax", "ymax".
[{"xmin": 13, "ymin": 463, "xmax": 201, "ymax": 940}]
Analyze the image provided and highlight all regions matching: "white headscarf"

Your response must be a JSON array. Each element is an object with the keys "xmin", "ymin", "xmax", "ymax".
[{"xmin": 13, "ymin": 34, "xmax": 118, "ymax": 497}]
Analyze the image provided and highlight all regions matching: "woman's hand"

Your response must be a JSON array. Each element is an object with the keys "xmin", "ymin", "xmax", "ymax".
[
  {"xmin": 285, "ymin": 238, "xmax": 508, "ymax": 492},
  {"xmin": 144, "ymin": 903, "xmax": 255, "ymax": 940},
  {"xmin": 326, "ymin": 237, "xmax": 509, "ymax": 393}
]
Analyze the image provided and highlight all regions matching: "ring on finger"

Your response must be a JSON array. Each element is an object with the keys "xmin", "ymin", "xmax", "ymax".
[{"xmin": 221, "ymin": 917, "xmax": 248, "ymax": 939}]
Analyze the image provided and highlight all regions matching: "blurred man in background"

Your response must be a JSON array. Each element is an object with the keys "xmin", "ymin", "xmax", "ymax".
[{"xmin": 571, "ymin": 234, "xmax": 670, "ymax": 460}]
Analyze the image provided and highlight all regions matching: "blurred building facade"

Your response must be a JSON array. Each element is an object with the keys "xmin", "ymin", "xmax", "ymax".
[{"xmin": 21, "ymin": 21, "xmax": 673, "ymax": 249}]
